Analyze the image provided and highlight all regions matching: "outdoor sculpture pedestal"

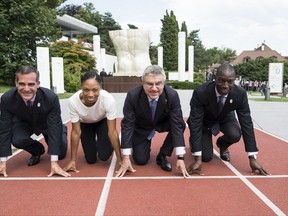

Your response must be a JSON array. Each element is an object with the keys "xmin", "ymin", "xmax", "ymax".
[{"xmin": 102, "ymin": 76, "xmax": 142, "ymax": 93}]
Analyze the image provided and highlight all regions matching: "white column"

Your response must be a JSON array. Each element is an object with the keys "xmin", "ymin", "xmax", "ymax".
[
  {"xmin": 36, "ymin": 47, "xmax": 50, "ymax": 89},
  {"xmin": 93, "ymin": 35, "xmax": 101, "ymax": 71},
  {"xmin": 100, "ymin": 48, "xmax": 106, "ymax": 71},
  {"xmin": 157, "ymin": 46, "xmax": 163, "ymax": 68},
  {"xmin": 178, "ymin": 32, "xmax": 186, "ymax": 81},
  {"xmin": 188, "ymin": 45, "xmax": 194, "ymax": 82},
  {"xmin": 51, "ymin": 57, "xmax": 65, "ymax": 94}
]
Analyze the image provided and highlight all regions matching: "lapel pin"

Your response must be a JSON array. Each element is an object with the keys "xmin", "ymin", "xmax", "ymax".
[
  {"xmin": 37, "ymin": 103, "xmax": 41, "ymax": 107},
  {"xmin": 230, "ymin": 99, "xmax": 233, "ymax": 103}
]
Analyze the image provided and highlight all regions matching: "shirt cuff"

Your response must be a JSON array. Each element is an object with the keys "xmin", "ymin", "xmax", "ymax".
[
  {"xmin": 122, "ymin": 148, "xmax": 132, "ymax": 156},
  {"xmin": 51, "ymin": 155, "xmax": 59, "ymax": 161},
  {"xmin": 175, "ymin": 146, "xmax": 186, "ymax": 155},
  {"xmin": 247, "ymin": 152, "xmax": 258, "ymax": 158},
  {"xmin": 192, "ymin": 151, "xmax": 202, "ymax": 156},
  {"xmin": 0, "ymin": 157, "xmax": 8, "ymax": 162}
]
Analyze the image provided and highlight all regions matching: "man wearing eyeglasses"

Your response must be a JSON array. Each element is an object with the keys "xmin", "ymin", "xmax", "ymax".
[
  {"xmin": 187, "ymin": 63, "xmax": 269, "ymax": 176},
  {"xmin": 116, "ymin": 65, "xmax": 190, "ymax": 178}
]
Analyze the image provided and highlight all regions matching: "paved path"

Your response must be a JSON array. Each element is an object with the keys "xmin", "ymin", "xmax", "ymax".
[{"xmin": 60, "ymin": 89, "xmax": 288, "ymax": 141}]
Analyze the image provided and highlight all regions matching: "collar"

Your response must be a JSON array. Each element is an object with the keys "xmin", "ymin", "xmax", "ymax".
[
  {"xmin": 147, "ymin": 96, "xmax": 159, "ymax": 102},
  {"xmin": 24, "ymin": 94, "xmax": 36, "ymax": 103}
]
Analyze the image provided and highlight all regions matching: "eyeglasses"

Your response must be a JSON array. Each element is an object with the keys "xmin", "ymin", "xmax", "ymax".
[{"xmin": 144, "ymin": 81, "xmax": 164, "ymax": 88}]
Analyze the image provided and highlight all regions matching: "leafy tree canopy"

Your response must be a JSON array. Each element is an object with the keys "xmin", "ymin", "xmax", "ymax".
[{"xmin": 0, "ymin": 0, "xmax": 63, "ymax": 84}]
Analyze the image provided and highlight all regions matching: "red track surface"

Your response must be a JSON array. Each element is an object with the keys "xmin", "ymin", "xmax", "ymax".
[{"xmin": 0, "ymin": 118, "xmax": 287, "ymax": 216}]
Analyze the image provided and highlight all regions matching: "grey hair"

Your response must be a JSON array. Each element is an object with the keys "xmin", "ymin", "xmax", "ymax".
[{"xmin": 141, "ymin": 65, "xmax": 166, "ymax": 82}]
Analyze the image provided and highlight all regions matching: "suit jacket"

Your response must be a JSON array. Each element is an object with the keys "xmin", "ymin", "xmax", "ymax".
[
  {"xmin": 187, "ymin": 81, "xmax": 258, "ymax": 153},
  {"xmin": 121, "ymin": 85, "xmax": 185, "ymax": 149},
  {"xmin": 0, "ymin": 87, "xmax": 64, "ymax": 157}
]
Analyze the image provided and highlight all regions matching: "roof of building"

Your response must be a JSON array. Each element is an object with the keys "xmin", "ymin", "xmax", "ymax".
[
  {"xmin": 56, "ymin": 14, "xmax": 98, "ymax": 36},
  {"xmin": 230, "ymin": 43, "xmax": 286, "ymax": 65}
]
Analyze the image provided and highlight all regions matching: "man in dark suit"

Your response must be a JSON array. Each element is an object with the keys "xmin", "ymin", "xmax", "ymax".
[
  {"xmin": 0, "ymin": 65, "xmax": 70, "ymax": 177},
  {"xmin": 116, "ymin": 65, "xmax": 190, "ymax": 178},
  {"xmin": 187, "ymin": 63, "xmax": 269, "ymax": 175}
]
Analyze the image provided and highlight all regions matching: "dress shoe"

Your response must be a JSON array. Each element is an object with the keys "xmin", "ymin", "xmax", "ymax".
[
  {"xmin": 216, "ymin": 139, "xmax": 230, "ymax": 161},
  {"xmin": 28, "ymin": 145, "xmax": 45, "ymax": 166},
  {"xmin": 156, "ymin": 154, "xmax": 172, "ymax": 172}
]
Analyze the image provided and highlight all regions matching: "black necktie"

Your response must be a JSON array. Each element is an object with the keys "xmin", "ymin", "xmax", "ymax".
[{"xmin": 218, "ymin": 96, "xmax": 224, "ymax": 115}]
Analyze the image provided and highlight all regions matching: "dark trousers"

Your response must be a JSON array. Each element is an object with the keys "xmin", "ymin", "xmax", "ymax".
[
  {"xmin": 201, "ymin": 119, "xmax": 241, "ymax": 162},
  {"xmin": 80, "ymin": 118, "xmax": 113, "ymax": 164},
  {"xmin": 12, "ymin": 123, "xmax": 67, "ymax": 160},
  {"xmin": 132, "ymin": 122, "xmax": 186, "ymax": 165}
]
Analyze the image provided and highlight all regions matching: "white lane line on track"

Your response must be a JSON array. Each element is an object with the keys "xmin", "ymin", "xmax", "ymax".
[
  {"xmin": 254, "ymin": 127, "xmax": 288, "ymax": 143},
  {"xmin": 94, "ymin": 152, "xmax": 117, "ymax": 216},
  {"xmin": 1, "ymin": 175, "xmax": 288, "ymax": 181},
  {"xmin": 213, "ymin": 149, "xmax": 286, "ymax": 216}
]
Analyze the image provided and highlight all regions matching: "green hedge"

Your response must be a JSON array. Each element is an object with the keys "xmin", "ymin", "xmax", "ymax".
[
  {"xmin": 166, "ymin": 81, "xmax": 203, "ymax": 89},
  {"xmin": 165, "ymin": 72, "xmax": 205, "ymax": 89}
]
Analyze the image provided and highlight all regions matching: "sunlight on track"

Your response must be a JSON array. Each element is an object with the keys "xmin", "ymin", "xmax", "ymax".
[{"xmin": 213, "ymin": 149, "xmax": 286, "ymax": 216}]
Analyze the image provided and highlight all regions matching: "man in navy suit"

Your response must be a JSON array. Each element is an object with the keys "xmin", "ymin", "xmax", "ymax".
[
  {"xmin": 116, "ymin": 65, "xmax": 190, "ymax": 178},
  {"xmin": 0, "ymin": 65, "xmax": 70, "ymax": 177},
  {"xmin": 187, "ymin": 63, "xmax": 269, "ymax": 175}
]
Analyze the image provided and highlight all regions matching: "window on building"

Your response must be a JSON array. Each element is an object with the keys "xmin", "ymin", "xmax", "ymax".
[
  {"xmin": 256, "ymin": 56, "xmax": 264, "ymax": 61},
  {"xmin": 243, "ymin": 57, "xmax": 251, "ymax": 63}
]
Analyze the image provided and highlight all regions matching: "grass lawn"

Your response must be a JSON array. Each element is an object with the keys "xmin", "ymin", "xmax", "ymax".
[
  {"xmin": 248, "ymin": 91, "xmax": 288, "ymax": 102},
  {"xmin": 249, "ymin": 97, "xmax": 288, "ymax": 102},
  {"xmin": 0, "ymin": 84, "xmax": 13, "ymax": 93}
]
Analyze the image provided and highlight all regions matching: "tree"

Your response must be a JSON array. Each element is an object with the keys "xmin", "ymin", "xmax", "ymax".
[
  {"xmin": 98, "ymin": 12, "xmax": 122, "ymax": 55},
  {"xmin": 160, "ymin": 10, "xmax": 179, "ymax": 71},
  {"xmin": 0, "ymin": 0, "xmax": 63, "ymax": 84},
  {"xmin": 127, "ymin": 24, "xmax": 138, "ymax": 29},
  {"xmin": 187, "ymin": 30, "xmax": 208, "ymax": 72},
  {"xmin": 58, "ymin": 4, "xmax": 83, "ymax": 16},
  {"xmin": 49, "ymin": 40, "xmax": 96, "ymax": 92},
  {"xmin": 233, "ymin": 58, "xmax": 288, "ymax": 83}
]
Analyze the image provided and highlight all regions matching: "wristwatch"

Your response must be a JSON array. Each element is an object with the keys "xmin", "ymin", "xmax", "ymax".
[{"xmin": 177, "ymin": 155, "xmax": 184, "ymax": 160}]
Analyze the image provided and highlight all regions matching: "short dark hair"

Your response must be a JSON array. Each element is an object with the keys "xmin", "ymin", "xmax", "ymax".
[
  {"xmin": 216, "ymin": 63, "xmax": 236, "ymax": 78},
  {"xmin": 80, "ymin": 72, "xmax": 102, "ymax": 85},
  {"xmin": 15, "ymin": 65, "xmax": 40, "ymax": 82}
]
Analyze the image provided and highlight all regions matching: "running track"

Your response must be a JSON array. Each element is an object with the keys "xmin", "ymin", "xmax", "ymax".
[{"xmin": 0, "ymin": 118, "xmax": 287, "ymax": 216}]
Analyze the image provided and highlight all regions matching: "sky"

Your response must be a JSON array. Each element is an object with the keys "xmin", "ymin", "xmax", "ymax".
[{"xmin": 63, "ymin": 0, "xmax": 288, "ymax": 56}]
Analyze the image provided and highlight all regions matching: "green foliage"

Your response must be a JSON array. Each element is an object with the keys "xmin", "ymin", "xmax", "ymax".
[
  {"xmin": 98, "ymin": 12, "xmax": 122, "ymax": 55},
  {"xmin": 0, "ymin": 0, "xmax": 63, "ymax": 84},
  {"xmin": 187, "ymin": 30, "xmax": 207, "ymax": 72},
  {"xmin": 160, "ymin": 10, "xmax": 179, "ymax": 71},
  {"xmin": 149, "ymin": 44, "xmax": 158, "ymax": 65},
  {"xmin": 166, "ymin": 81, "xmax": 202, "ymax": 90},
  {"xmin": 166, "ymin": 72, "xmax": 205, "ymax": 89},
  {"xmin": 234, "ymin": 58, "xmax": 288, "ymax": 83},
  {"xmin": 128, "ymin": 24, "xmax": 138, "ymax": 29},
  {"xmin": 194, "ymin": 71, "xmax": 206, "ymax": 83},
  {"xmin": 49, "ymin": 40, "xmax": 96, "ymax": 92}
]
